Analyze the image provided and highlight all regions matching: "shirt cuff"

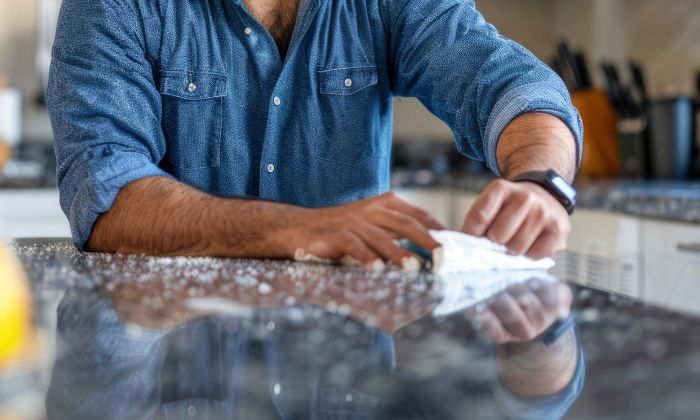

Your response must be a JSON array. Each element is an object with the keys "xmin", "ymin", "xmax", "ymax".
[
  {"xmin": 66, "ymin": 146, "xmax": 172, "ymax": 250},
  {"xmin": 484, "ymin": 83, "xmax": 584, "ymax": 176},
  {"xmin": 490, "ymin": 337, "xmax": 586, "ymax": 420}
]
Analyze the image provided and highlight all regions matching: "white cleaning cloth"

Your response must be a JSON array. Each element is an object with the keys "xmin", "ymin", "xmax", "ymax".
[
  {"xmin": 429, "ymin": 230, "xmax": 555, "ymax": 275},
  {"xmin": 432, "ymin": 270, "xmax": 558, "ymax": 317}
]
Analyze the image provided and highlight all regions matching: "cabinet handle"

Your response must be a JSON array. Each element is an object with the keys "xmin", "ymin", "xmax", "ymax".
[{"xmin": 677, "ymin": 243, "xmax": 700, "ymax": 254}]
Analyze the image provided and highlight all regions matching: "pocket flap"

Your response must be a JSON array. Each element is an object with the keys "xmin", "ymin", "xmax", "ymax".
[
  {"xmin": 159, "ymin": 70, "xmax": 228, "ymax": 100},
  {"xmin": 318, "ymin": 66, "xmax": 378, "ymax": 95}
]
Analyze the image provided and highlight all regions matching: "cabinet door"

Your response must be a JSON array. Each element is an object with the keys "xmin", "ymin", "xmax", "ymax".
[
  {"xmin": 551, "ymin": 210, "xmax": 642, "ymax": 297},
  {"xmin": 643, "ymin": 220, "xmax": 700, "ymax": 314},
  {"xmin": 0, "ymin": 189, "xmax": 71, "ymax": 239}
]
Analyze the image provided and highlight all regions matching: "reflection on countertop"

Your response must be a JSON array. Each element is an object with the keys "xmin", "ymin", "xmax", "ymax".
[{"xmin": 5, "ymin": 239, "xmax": 700, "ymax": 419}]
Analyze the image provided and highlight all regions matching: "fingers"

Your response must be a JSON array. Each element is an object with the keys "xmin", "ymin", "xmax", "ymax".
[
  {"xmin": 484, "ymin": 199, "xmax": 532, "ymax": 245},
  {"xmin": 465, "ymin": 180, "xmax": 571, "ymax": 258},
  {"xmin": 489, "ymin": 292, "xmax": 537, "ymax": 341},
  {"xmin": 462, "ymin": 180, "xmax": 509, "ymax": 236},
  {"xmin": 369, "ymin": 207, "xmax": 441, "ymax": 251},
  {"xmin": 525, "ymin": 230, "xmax": 566, "ymax": 260},
  {"xmin": 505, "ymin": 211, "xmax": 546, "ymax": 256},
  {"xmin": 476, "ymin": 308, "xmax": 512, "ymax": 344},
  {"xmin": 505, "ymin": 284, "xmax": 548, "ymax": 330},
  {"xmin": 531, "ymin": 280, "xmax": 572, "ymax": 319},
  {"xmin": 478, "ymin": 282, "xmax": 571, "ymax": 345},
  {"xmin": 353, "ymin": 224, "xmax": 415, "ymax": 266},
  {"xmin": 334, "ymin": 231, "xmax": 382, "ymax": 267}
]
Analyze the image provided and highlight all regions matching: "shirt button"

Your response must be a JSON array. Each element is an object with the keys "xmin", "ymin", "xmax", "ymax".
[
  {"xmin": 273, "ymin": 96, "xmax": 281, "ymax": 106},
  {"xmin": 244, "ymin": 27, "xmax": 252, "ymax": 35},
  {"xmin": 187, "ymin": 83, "xmax": 197, "ymax": 93},
  {"xmin": 344, "ymin": 78, "xmax": 353, "ymax": 87},
  {"xmin": 267, "ymin": 163, "xmax": 275, "ymax": 173}
]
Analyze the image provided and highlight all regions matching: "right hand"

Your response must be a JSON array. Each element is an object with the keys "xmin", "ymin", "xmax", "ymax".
[
  {"xmin": 283, "ymin": 192, "xmax": 444, "ymax": 268},
  {"xmin": 476, "ymin": 279, "xmax": 572, "ymax": 345}
]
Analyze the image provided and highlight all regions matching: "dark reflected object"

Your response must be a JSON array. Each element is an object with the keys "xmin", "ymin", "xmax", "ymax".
[
  {"xmin": 647, "ymin": 98, "xmax": 695, "ymax": 180},
  {"xmin": 617, "ymin": 117, "xmax": 649, "ymax": 179},
  {"xmin": 556, "ymin": 40, "xmax": 582, "ymax": 91},
  {"xmin": 574, "ymin": 52, "xmax": 593, "ymax": 90},
  {"xmin": 628, "ymin": 60, "xmax": 649, "ymax": 106},
  {"xmin": 601, "ymin": 62, "xmax": 640, "ymax": 118}
]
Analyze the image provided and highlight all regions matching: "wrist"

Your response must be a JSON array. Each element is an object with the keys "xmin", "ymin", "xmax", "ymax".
[{"xmin": 263, "ymin": 204, "xmax": 315, "ymax": 259}]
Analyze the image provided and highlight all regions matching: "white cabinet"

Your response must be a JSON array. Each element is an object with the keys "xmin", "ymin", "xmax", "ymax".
[
  {"xmin": 393, "ymin": 188, "xmax": 455, "ymax": 229},
  {"xmin": 393, "ymin": 188, "xmax": 480, "ymax": 231},
  {"xmin": 449, "ymin": 192, "xmax": 479, "ymax": 231},
  {"xmin": 0, "ymin": 189, "xmax": 71, "ymax": 239},
  {"xmin": 560, "ymin": 210, "xmax": 643, "ymax": 297},
  {"xmin": 642, "ymin": 220, "xmax": 700, "ymax": 315}
]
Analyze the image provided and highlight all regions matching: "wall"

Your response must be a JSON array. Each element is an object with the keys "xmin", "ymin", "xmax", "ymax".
[
  {"xmin": 622, "ymin": 0, "xmax": 700, "ymax": 97},
  {"xmin": 393, "ymin": 0, "xmax": 556, "ymax": 142},
  {"xmin": 0, "ymin": 0, "xmax": 40, "ymax": 103}
]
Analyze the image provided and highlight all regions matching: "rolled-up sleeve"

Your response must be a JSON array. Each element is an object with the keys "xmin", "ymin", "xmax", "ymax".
[
  {"xmin": 48, "ymin": 0, "xmax": 169, "ymax": 250},
  {"xmin": 380, "ymin": 0, "xmax": 583, "ymax": 175}
]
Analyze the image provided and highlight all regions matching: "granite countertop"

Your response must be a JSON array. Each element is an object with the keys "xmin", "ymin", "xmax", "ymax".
[{"xmin": 5, "ymin": 239, "xmax": 700, "ymax": 419}]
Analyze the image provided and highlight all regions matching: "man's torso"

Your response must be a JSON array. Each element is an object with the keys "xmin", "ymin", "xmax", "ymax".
[{"xmin": 140, "ymin": 0, "xmax": 394, "ymax": 205}]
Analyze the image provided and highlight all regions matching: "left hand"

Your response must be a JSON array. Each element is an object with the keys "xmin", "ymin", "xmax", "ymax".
[{"xmin": 462, "ymin": 179, "xmax": 571, "ymax": 259}]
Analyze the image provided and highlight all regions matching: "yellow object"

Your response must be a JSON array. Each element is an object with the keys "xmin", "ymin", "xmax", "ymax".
[
  {"xmin": 0, "ymin": 139, "xmax": 11, "ymax": 168},
  {"xmin": 0, "ymin": 243, "xmax": 30, "ymax": 368}
]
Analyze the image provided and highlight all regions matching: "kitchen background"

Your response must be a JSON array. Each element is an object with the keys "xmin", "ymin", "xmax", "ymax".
[{"xmin": 2, "ymin": 0, "xmax": 700, "ymax": 312}]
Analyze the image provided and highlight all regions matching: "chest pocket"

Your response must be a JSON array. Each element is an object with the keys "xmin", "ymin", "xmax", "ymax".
[
  {"xmin": 159, "ymin": 70, "xmax": 228, "ymax": 170},
  {"xmin": 315, "ymin": 66, "xmax": 379, "ymax": 165}
]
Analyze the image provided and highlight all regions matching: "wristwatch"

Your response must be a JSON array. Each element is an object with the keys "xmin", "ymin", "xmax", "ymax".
[
  {"xmin": 512, "ymin": 170, "xmax": 577, "ymax": 215},
  {"xmin": 538, "ymin": 314, "xmax": 575, "ymax": 347}
]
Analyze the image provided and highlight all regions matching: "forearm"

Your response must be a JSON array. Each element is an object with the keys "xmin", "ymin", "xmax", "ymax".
[
  {"xmin": 496, "ymin": 328, "xmax": 578, "ymax": 397},
  {"xmin": 496, "ymin": 113, "xmax": 578, "ymax": 183},
  {"xmin": 86, "ymin": 176, "xmax": 306, "ymax": 257}
]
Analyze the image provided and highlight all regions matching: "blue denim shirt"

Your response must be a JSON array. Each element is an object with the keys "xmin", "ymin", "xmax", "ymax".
[{"xmin": 48, "ymin": 0, "xmax": 583, "ymax": 250}]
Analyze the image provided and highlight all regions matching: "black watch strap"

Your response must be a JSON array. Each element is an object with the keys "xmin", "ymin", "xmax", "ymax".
[
  {"xmin": 512, "ymin": 170, "xmax": 577, "ymax": 215},
  {"xmin": 539, "ymin": 314, "xmax": 575, "ymax": 346}
]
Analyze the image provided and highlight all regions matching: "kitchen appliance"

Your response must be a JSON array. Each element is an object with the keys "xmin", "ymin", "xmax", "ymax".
[
  {"xmin": 617, "ymin": 117, "xmax": 648, "ymax": 179},
  {"xmin": 615, "ymin": 61, "xmax": 650, "ymax": 179},
  {"xmin": 647, "ymin": 97, "xmax": 695, "ymax": 180}
]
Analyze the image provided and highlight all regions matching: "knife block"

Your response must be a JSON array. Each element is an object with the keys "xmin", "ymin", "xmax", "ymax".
[{"xmin": 571, "ymin": 89, "xmax": 620, "ymax": 178}]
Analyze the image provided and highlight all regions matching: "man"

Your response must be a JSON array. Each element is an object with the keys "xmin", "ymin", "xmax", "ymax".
[{"xmin": 49, "ymin": 0, "xmax": 582, "ymax": 267}]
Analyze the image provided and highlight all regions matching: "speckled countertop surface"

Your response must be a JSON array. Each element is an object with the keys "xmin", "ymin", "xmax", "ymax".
[{"xmin": 5, "ymin": 239, "xmax": 700, "ymax": 419}]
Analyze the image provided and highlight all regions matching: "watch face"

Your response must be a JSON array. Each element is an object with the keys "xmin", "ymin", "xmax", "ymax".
[{"xmin": 551, "ymin": 175, "xmax": 577, "ymax": 200}]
